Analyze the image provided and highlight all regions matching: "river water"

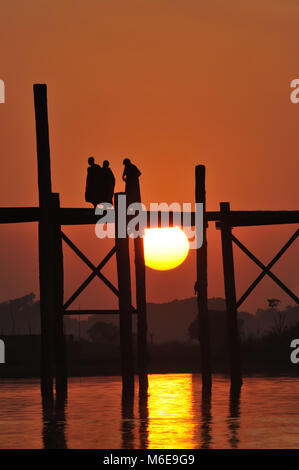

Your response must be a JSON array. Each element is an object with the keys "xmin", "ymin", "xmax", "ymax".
[{"xmin": 0, "ymin": 374, "xmax": 299, "ymax": 449}]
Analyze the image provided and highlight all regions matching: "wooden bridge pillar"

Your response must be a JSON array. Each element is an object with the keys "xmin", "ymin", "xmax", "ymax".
[
  {"xmin": 34, "ymin": 84, "xmax": 54, "ymax": 403},
  {"xmin": 115, "ymin": 193, "xmax": 135, "ymax": 396},
  {"xmin": 34, "ymin": 84, "xmax": 67, "ymax": 401},
  {"xmin": 219, "ymin": 202, "xmax": 242, "ymax": 389},
  {"xmin": 37, "ymin": 209, "xmax": 55, "ymax": 404},
  {"xmin": 51, "ymin": 193, "xmax": 67, "ymax": 396},
  {"xmin": 195, "ymin": 165, "xmax": 212, "ymax": 390},
  {"xmin": 134, "ymin": 228, "xmax": 148, "ymax": 396}
]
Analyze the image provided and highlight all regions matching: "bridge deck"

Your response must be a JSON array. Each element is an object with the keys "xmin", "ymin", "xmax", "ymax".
[{"xmin": 0, "ymin": 207, "xmax": 298, "ymax": 227}]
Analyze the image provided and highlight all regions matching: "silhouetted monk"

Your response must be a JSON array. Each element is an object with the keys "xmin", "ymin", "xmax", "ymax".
[
  {"xmin": 122, "ymin": 158, "xmax": 141, "ymax": 205},
  {"xmin": 102, "ymin": 160, "xmax": 115, "ymax": 205},
  {"xmin": 85, "ymin": 157, "xmax": 102, "ymax": 207}
]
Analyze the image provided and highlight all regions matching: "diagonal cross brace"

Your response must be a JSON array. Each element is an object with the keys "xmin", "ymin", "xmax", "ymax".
[
  {"xmin": 63, "ymin": 245, "xmax": 117, "ymax": 309},
  {"xmin": 232, "ymin": 229, "xmax": 299, "ymax": 308},
  {"xmin": 61, "ymin": 231, "xmax": 119, "ymax": 308}
]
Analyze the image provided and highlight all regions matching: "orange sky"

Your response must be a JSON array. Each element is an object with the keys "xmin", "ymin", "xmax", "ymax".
[{"xmin": 0, "ymin": 0, "xmax": 298, "ymax": 312}]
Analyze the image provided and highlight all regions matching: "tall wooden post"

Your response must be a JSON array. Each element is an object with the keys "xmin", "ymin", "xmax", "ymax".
[
  {"xmin": 134, "ymin": 234, "xmax": 148, "ymax": 396},
  {"xmin": 115, "ymin": 193, "xmax": 135, "ymax": 396},
  {"xmin": 34, "ymin": 84, "xmax": 54, "ymax": 403},
  {"xmin": 51, "ymin": 193, "xmax": 67, "ymax": 396},
  {"xmin": 219, "ymin": 202, "xmax": 242, "ymax": 389},
  {"xmin": 34, "ymin": 84, "xmax": 67, "ymax": 400},
  {"xmin": 195, "ymin": 165, "xmax": 212, "ymax": 390}
]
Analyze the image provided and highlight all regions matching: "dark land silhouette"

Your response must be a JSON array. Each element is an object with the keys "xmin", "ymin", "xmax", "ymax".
[{"xmin": 1, "ymin": 293, "xmax": 299, "ymax": 377}]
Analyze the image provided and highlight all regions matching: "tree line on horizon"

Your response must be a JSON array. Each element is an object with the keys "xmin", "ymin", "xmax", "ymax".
[
  {"xmin": 1, "ymin": 293, "xmax": 299, "ymax": 376},
  {"xmin": 0, "ymin": 292, "xmax": 298, "ymax": 343}
]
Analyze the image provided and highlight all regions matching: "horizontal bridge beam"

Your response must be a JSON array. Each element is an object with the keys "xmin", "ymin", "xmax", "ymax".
[
  {"xmin": 57, "ymin": 209, "xmax": 299, "ymax": 227},
  {"xmin": 56, "ymin": 208, "xmax": 206, "ymax": 226},
  {"xmin": 216, "ymin": 210, "xmax": 299, "ymax": 228},
  {"xmin": 0, "ymin": 207, "xmax": 299, "ymax": 227},
  {"xmin": 0, "ymin": 207, "xmax": 40, "ymax": 223}
]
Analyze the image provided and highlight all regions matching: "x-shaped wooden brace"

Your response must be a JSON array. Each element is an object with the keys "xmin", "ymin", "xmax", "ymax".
[
  {"xmin": 232, "ymin": 229, "xmax": 299, "ymax": 308},
  {"xmin": 61, "ymin": 231, "xmax": 119, "ymax": 310}
]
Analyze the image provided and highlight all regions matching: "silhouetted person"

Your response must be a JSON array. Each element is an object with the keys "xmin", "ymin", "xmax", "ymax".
[
  {"xmin": 85, "ymin": 156, "xmax": 102, "ymax": 207},
  {"xmin": 122, "ymin": 158, "xmax": 141, "ymax": 206},
  {"xmin": 102, "ymin": 160, "xmax": 115, "ymax": 205}
]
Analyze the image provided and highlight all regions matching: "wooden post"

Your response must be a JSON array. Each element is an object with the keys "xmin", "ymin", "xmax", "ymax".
[
  {"xmin": 134, "ymin": 235, "xmax": 148, "ymax": 396},
  {"xmin": 51, "ymin": 193, "xmax": 67, "ymax": 396},
  {"xmin": 219, "ymin": 202, "xmax": 242, "ymax": 388},
  {"xmin": 195, "ymin": 165, "xmax": 212, "ymax": 390},
  {"xmin": 34, "ymin": 84, "xmax": 54, "ymax": 403},
  {"xmin": 133, "ymin": 184, "xmax": 148, "ymax": 396},
  {"xmin": 115, "ymin": 193, "xmax": 134, "ymax": 395},
  {"xmin": 34, "ymin": 85, "xmax": 52, "ymax": 201}
]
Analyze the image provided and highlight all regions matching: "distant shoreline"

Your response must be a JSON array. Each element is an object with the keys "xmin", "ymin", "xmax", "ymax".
[{"xmin": 1, "ymin": 365, "xmax": 299, "ymax": 380}]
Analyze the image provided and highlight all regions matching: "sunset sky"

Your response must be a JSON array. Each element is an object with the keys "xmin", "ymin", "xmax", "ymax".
[{"xmin": 0, "ymin": 0, "xmax": 298, "ymax": 313}]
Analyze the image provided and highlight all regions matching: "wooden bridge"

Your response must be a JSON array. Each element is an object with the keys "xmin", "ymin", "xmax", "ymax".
[{"xmin": 0, "ymin": 84, "xmax": 298, "ymax": 402}]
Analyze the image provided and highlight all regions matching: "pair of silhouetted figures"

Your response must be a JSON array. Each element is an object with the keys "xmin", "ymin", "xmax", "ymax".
[{"xmin": 85, "ymin": 157, "xmax": 141, "ymax": 207}]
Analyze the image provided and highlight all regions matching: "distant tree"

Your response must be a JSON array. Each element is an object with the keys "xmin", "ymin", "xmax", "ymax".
[
  {"xmin": 9, "ymin": 293, "xmax": 36, "ymax": 310},
  {"xmin": 87, "ymin": 321, "xmax": 119, "ymax": 344},
  {"xmin": 267, "ymin": 298, "xmax": 280, "ymax": 309},
  {"xmin": 0, "ymin": 293, "xmax": 40, "ymax": 335},
  {"xmin": 272, "ymin": 312, "xmax": 287, "ymax": 336}
]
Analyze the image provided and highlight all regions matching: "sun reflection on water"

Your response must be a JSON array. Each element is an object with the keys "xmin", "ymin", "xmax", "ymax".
[{"xmin": 147, "ymin": 374, "xmax": 196, "ymax": 449}]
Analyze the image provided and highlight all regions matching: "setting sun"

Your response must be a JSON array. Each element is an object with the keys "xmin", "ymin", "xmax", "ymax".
[{"xmin": 143, "ymin": 227, "xmax": 189, "ymax": 271}]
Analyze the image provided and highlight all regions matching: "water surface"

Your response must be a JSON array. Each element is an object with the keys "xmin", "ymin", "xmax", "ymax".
[{"xmin": 0, "ymin": 374, "xmax": 299, "ymax": 449}]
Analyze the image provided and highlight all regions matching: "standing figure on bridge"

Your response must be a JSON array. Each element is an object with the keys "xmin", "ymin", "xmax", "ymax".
[
  {"xmin": 85, "ymin": 156, "xmax": 103, "ymax": 208},
  {"xmin": 101, "ymin": 160, "xmax": 115, "ymax": 205},
  {"xmin": 122, "ymin": 158, "xmax": 141, "ymax": 206}
]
